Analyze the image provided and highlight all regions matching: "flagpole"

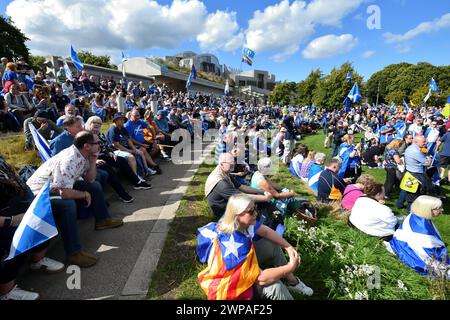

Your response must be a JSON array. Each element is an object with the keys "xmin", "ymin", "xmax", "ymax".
[
  {"xmin": 237, "ymin": 60, "xmax": 243, "ymax": 102},
  {"xmin": 376, "ymin": 81, "xmax": 380, "ymax": 106}
]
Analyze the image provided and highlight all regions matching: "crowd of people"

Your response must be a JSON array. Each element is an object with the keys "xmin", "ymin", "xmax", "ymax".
[{"xmin": 1, "ymin": 55, "xmax": 449, "ymax": 300}]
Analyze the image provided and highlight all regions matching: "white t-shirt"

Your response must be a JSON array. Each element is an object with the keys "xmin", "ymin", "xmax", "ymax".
[{"xmin": 350, "ymin": 197, "xmax": 398, "ymax": 237}]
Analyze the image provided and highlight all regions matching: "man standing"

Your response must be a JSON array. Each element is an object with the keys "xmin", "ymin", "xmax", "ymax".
[
  {"xmin": 26, "ymin": 131, "xmax": 123, "ymax": 267},
  {"xmin": 330, "ymin": 121, "xmax": 346, "ymax": 158},
  {"xmin": 437, "ymin": 127, "xmax": 450, "ymax": 185}
]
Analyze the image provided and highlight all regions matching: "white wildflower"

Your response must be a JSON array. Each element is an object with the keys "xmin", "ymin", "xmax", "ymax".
[{"xmin": 397, "ymin": 280, "xmax": 408, "ymax": 291}]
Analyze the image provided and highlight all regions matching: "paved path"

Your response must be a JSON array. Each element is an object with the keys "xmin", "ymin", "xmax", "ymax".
[{"xmin": 18, "ymin": 141, "xmax": 211, "ymax": 300}]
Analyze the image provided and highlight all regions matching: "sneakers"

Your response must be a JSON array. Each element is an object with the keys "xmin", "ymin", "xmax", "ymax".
[
  {"xmin": 68, "ymin": 250, "xmax": 97, "ymax": 268},
  {"xmin": 120, "ymin": 194, "xmax": 134, "ymax": 203},
  {"xmin": 153, "ymin": 166, "xmax": 162, "ymax": 175},
  {"xmin": 287, "ymin": 277, "xmax": 313, "ymax": 296},
  {"xmin": 134, "ymin": 181, "xmax": 152, "ymax": 190},
  {"xmin": 95, "ymin": 218, "xmax": 124, "ymax": 231},
  {"xmin": 146, "ymin": 168, "xmax": 157, "ymax": 176},
  {"xmin": 0, "ymin": 286, "xmax": 39, "ymax": 300},
  {"xmin": 30, "ymin": 257, "xmax": 65, "ymax": 273}
]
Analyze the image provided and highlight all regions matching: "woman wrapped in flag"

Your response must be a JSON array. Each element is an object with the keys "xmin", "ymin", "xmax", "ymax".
[
  {"xmin": 388, "ymin": 196, "xmax": 449, "ymax": 277},
  {"xmin": 197, "ymin": 194, "xmax": 313, "ymax": 300}
]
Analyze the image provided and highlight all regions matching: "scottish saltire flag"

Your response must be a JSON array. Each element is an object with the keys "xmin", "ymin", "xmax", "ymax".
[
  {"xmin": 346, "ymin": 71, "xmax": 352, "ymax": 83},
  {"xmin": 430, "ymin": 78, "xmax": 439, "ymax": 93},
  {"xmin": 347, "ymin": 83, "xmax": 361, "ymax": 103},
  {"xmin": 310, "ymin": 103, "xmax": 316, "ymax": 116},
  {"xmin": 338, "ymin": 144, "xmax": 353, "ymax": 178},
  {"xmin": 70, "ymin": 45, "xmax": 84, "ymax": 71},
  {"xmin": 224, "ymin": 79, "xmax": 230, "ymax": 97},
  {"xmin": 403, "ymin": 100, "xmax": 410, "ymax": 111},
  {"xmin": 242, "ymin": 47, "xmax": 255, "ymax": 66},
  {"xmin": 197, "ymin": 222, "xmax": 261, "ymax": 300},
  {"xmin": 424, "ymin": 88, "xmax": 432, "ymax": 103},
  {"xmin": 186, "ymin": 64, "xmax": 197, "ymax": 90},
  {"xmin": 389, "ymin": 213, "xmax": 449, "ymax": 275},
  {"xmin": 29, "ymin": 123, "xmax": 51, "ymax": 162},
  {"xmin": 308, "ymin": 163, "xmax": 323, "ymax": 195},
  {"xmin": 395, "ymin": 120, "xmax": 407, "ymax": 139},
  {"xmin": 343, "ymin": 97, "xmax": 351, "ymax": 112},
  {"xmin": 121, "ymin": 52, "xmax": 128, "ymax": 78},
  {"xmin": 62, "ymin": 58, "xmax": 73, "ymax": 81},
  {"xmin": 289, "ymin": 154, "xmax": 303, "ymax": 178},
  {"xmin": 390, "ymin": 101, "xmax": 396, "ymax": 110},
  {"xmin": 5, "ymin": 180, "xmax": 58, "ymax": 261}
]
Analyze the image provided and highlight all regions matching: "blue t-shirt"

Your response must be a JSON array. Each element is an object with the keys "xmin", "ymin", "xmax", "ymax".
[
  {"xmin": 439, "ymin": 132, "xmax": 450, "ymax": 157},
  {"xmin": 2, "ymin": 70, "xmax": 18, "ymax": 82},
  {"xmin": 50, "ymin": 131, "xmax": 74, "ymax": 156},
  {"xmin": 106, "ymin": 126, "xmax": 131, "ymax": 149},
  {"xmin": 124, "ymin": 119, "xmax": 149, "ymax": 145}
]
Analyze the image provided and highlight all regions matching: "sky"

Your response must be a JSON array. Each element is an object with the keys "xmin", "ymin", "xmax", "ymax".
[{"xmin": 2, "ymin": 0, "xmax": 450, "ymax": 82}]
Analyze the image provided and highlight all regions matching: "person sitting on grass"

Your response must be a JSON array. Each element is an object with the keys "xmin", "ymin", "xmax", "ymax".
[
  {"xmin": 0, "ymin": 155, "xmax": 64, "ymax": 300},
  {"xmin": 388, "ymin": 195, "xmax": 449, "ymax": 277},
  {"xmin": 298, "ymin": 151, "xmax": 316, "ymax": 181},
  {"xmin": 197, "ymin": 194, "xmax": 313, "ymax": 300},
  {"xmin": 289, "ymin": 144, "xmax": 308, "ymax": 179},
  {"xmin": 251, "ymin": 157, "xmax": 301, "ymax": 216},
  {"xmin": 205, "ymin": 153, "xmax": 272, "ymax": 218},
  {"xmin": 307, "ymin": 153, "xmax": 326, "ymax": 195},
  {"xmin": 341, "ymin": 174, "xmax": 376, "ymax": 212},
  {"xmin": 317, "ymin": 158, "xmax": 349, "ymax": 203},
  {"xmin": 349, "ymin": 181, "xmax": 398, "ymax": 241}
]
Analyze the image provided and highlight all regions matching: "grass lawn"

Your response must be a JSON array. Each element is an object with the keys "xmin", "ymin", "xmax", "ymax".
[{"xmin": 148, "ymin": 131, "xmax": 450, "ymax": 300}]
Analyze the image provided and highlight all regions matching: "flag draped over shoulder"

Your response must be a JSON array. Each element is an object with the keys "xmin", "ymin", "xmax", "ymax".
[
  {"xmin": 242, "ymin": 47, "xmax": 255, "ymax": 66},
  {"xmin": 70, "ymin": 45, "xmax": 84, "ymax": 71},
  {"xmin": 389, "ymin": 213, "xmax": 449, "ymax": 275},
  {"xmin": 308, "ymin": 163, "xmax": 323, "ymax": 195},
  {"xmin": 338, "ymin": 144, "xmax": 353, "ymax": 178},
  {"xmin": 197, "ymin": 222, "xmax": 261, "ymax": 300},
  {"xmin": 6, "ymin": 179, "xmax": 58, "ymax": 260}
]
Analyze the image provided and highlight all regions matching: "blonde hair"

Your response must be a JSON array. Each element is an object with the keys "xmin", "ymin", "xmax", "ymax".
[
  {"xmin": 356, "ymin": 174, "xmax": 375, "ymax": 186},
  {"xmin": 410, "ymin": 195, "xmax": 442, "ymax": 220},
  {"xmin": 217, "ymin": 194, "xmax": 253, "ymax": 234},
  {"xmin": 6, "ymin": 62, "xmax": 17, "ymax": 71},
  {"xmin": 84, "ymin": 116, "xmax": 102, "ymax": 131},
  {"xmin": 386, "ymin": 139, "xmax": 402, "ymax": 150},
  {"xmin": 306, "ymin": 151, "xmax": 316, "ymax": 160}
]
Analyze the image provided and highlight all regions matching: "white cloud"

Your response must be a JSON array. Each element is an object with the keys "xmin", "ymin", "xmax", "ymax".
[
  {"xmin": 302, "ymin": 34, "xmax": 358, "ymax": 59},
  {"xmin": 6, "ymin": 0, "xmax": 208, "ymax": 57},
  {"xmin": 362, "ymin": 50, "xmax": 375, "ymax": 58},
  {"xmin": 244, "ymin": 0, "xmax": 363, "ymax": 62},
  {"xmin": 197, "ymin": 11, "xmax": 244, "ymax": 52},
  {"xmin": 384, "ymin": 12, "xmax": 450, "ymax": 43}
]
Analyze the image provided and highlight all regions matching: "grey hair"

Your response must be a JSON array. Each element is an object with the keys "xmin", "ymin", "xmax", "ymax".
[
  {"xmin": 84, "ymin": 116, "xmax": 102, "ymax": 131},
  {"xmin": 315, "ymin": 152, "xmax": 326, "ymax": 162}
]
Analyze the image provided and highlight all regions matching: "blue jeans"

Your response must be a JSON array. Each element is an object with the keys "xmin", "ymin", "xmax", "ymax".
[
  {"xmin": 396, "ymin": 190, "xmax": 407, "ymax": 209},
  {"xmin": 331, "ymin": 143, "xmax": 339, "ymax": 158},
  {"xmin": 51, "ymin": 180, "xmax": 111, "ymax": 256},
  {"xmin": 96, "ymin": 168, "xmax": 108, "ymax": 189}
]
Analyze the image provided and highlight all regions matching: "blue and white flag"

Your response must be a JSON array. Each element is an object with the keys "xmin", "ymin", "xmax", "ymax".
[
  {"xmin": 430, "ymin": 78, "xmax": 439, "ymax": 93},
  {"xmin": 395, "ymin": 120, "xmax": 407, "ymax": 139},
  {"xmin": 424, "ymin": 88, "xmax": 432, "ymax": 103},
  {"xmin": 310, "ymin": 103, "xmax": 316, "ymax": 116},
  {"xmin": 242, "ymin": 47, "xmax": 255, "ymax": 66},
  {"xmin": 346, "ymin": 71, "xmax": 352, "ymax": 83},
  {"xmin": 5, "ymin": 180, "xmax": 58, "ymax": 261},
  {"xmin": 307, "ymin": 163, "xmax": 323, "ymax": 195},
  {"xmin": 121, "ymin": 52, "xmax": 128, "ymax": 78},
  {"xmin": 389, "ymin": 213, "xmax": 449, "ymax": 275},
  {"xmin": 343, "ymin": 97, "xmax": 351, "ymax": 113},
  {"xmin": 29, "ymin": 123, "xmax": 51, "ymax": 162},
  {"xmin": 186, "ymin": 64, "xmax": 197, "ymax": 90},
  {"xmin": 62, "ymin": 58, "xmax": 73, "ymax": 81},
  {"xmin": 24, "ymin": 74, "xmax": 35, "ymax": 91},
  {"xmin": 70, "ymin": 45, "xmax": 84, "ymax": 71},
  {"xmin": 224, "ymin": 79, "xmax": 230, "ymax": 97},
  {"xmin": 347, "ymin": 83, "xmax": 361, "ymax": 103},
  {"xmin": 403, "ymin": 100, "xmax": 410, "ymax": 111}
]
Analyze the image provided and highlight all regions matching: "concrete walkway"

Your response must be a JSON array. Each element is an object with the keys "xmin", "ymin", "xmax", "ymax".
[{"xmin": 18, "ymin": 141, "xmax": 212, "ymax": 300}]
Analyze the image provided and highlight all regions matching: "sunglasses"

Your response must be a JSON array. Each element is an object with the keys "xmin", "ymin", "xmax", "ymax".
[{"xmin": 245, "ymin": 207, "xmax": 257, "ymax": 216}]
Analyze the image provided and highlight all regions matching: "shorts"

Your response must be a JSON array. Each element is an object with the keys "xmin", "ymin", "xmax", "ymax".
[
  {"xmin": 438, "ymin": 155, "xmax": 450, "ymax": 168},
  {"xmin": 114, "ymin": 150, "xmax": 132, "ymax": 158}
]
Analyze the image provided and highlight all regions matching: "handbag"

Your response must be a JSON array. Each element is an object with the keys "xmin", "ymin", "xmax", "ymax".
[{"xmin": 400, "ymin": 171, "xmax": 421, "ymax": 193}]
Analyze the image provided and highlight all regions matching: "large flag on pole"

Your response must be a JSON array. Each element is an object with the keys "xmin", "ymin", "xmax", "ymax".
[
  {"xmin": 121, "ymin": 52, "xmax": 128, "ymax": 78},
  {"xmin": 430, "ymin": 78, "xmax": 439, "ymax": 93},
  {"xmin": 186, "ymin": 63, "xmax": 197, "ymax": 90},
  {"xmin": 242, "ymin": 47, "xmax": 255, "ymax": 66},
  {"xmin": 346, "ymin": 71, "xmax": 352, "ymax": 83},
  {"xmin": 347, "ymin": 83, "xmax": 361, "ymax": 103},
  {"xmin": 62, "ymin": 58, "xmax": 73, "ymax": 81},
  {"xmin": 5, "ymin": 180, "xmax": 58, "ymax": 261},
  {"xmin": 70, "ymin": 45, "xmax": 84, "ymax": 71},
  {"xmin": 343, "ymin": 97, "xmax": 351, "ymax": 113}
]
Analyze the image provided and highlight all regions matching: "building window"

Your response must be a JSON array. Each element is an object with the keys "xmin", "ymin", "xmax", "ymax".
[{"xmin": 239, "ymin": 80, "xmax": 246, "ymax": 86}]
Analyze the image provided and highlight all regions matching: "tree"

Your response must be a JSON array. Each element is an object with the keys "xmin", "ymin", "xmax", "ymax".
[
  {"xmin": 269, "ymin": 81, "xmax": 297, "ymax": 105},
  {"xmin": 0, "ymin": 15, "xmax": 30, "ymax": 60},
  {"xmin": 385, "ymin": 90, "xmax": 406, "ymax": 105},
  {"xmin": 68, "ymin": 51, "xmax": 116, "ymax": 69},
  {"xmin": 296, "ymin": 69, "xmax": 323, "ymax": 106},
  {"xmin": 29, "ymin": 55, "xmax": 47, "ymax": 74}
]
